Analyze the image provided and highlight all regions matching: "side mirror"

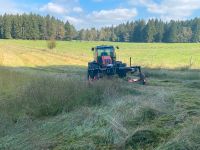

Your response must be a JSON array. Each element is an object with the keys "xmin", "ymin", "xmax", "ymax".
[
  {"xmin": 116, "ymin": 46, "xmax": 119, "ymax": 49},
  {"xmin": 91, "ymin": 47, "xmax": 95, "ymax": 51}
]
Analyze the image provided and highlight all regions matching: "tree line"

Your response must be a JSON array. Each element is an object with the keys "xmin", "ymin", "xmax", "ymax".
[
  {"xmin": 0, "ymin": 14, "xmax": 76, "ymax": 40},
  {"xmin": 0, "ymin": 14, "xmax": 200, "ymax": 42}
]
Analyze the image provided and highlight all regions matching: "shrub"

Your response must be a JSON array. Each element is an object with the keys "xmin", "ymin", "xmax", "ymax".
[{"xmin": 47, "ymin": 38, "xmax": 56, "ymax": 49}]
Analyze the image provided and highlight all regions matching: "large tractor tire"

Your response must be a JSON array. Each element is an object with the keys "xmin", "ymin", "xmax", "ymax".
[
  {"xmin": 117, "ymin": 62, "xmax": 127, "ymax": 78},
  {"xmin": 87, "ymin": 62, "xmax": 99, "ymax": 80}
]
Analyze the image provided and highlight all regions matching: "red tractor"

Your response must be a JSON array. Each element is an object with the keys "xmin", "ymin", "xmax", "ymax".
[{"xmin": 87, "ymin": 45, "xmax": 146, "ymax": 84}]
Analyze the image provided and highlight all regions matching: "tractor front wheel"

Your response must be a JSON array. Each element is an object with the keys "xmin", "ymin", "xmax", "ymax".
[{"xmin": 87, "ymin": 70, "xmax": 99, "ymax": 81}]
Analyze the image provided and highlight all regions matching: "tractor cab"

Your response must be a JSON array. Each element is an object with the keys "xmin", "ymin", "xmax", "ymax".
[{"xmin": 92, "ymin": 45, "xmax": 117, "ymax": 66}]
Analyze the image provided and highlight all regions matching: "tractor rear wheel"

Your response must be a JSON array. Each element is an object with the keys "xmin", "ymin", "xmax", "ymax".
[
  {"xmin": 118, "ymin": 70, "xmax": 126, "ymax": 78},
  {"xmin": 87, "ymin": 62, "xmax": 99, "ymax": 80},
  {"xmin": 117, "ymin": 63, "xmax": 127, "ymax": 78}
]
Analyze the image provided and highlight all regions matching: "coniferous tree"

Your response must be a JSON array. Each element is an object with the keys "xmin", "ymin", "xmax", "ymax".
[
  {"xmin": 110, "ymin": 26, "xmax": 117, "ymax": 42},
  {"xmin": 144, "ymin": 19, "xmax": 156, "ymax": 42},
  {"xmin": 31, "ymin": 14, "xmax": 40, "ymax": 40},
  {"xmin": 132, "ymin": 20, "xmax": 145, "ymax": 42},
  {"xmin": 3, "ymin": 14, "xmax": 12, "ymax": 39},
  {"xmin": 0, "ymin": 15, "xmax": 3, "ymax": 38},
  {"xmin": 46, "ymin": 15, "xmax": 55, "ymax": 39},
  {"xmin": 56, "ymin": 21, "xmax": 65, "ymax": 40},
  {"xmin": 38, "ymin": 16, "xmax": 47, "ymax": 40},
  {"xmin": 64, "ymin": 21, "xmax": 76, "ymax": 40},
  {"xmin": 166, "ymin": 21, "xmax": 178, "ymax": 43},
  {"xmin": 78, "ymin": 29, "xmax": 86, "ymax": 40},
  {"xmin": 154, "ymin": 19, "xmax": 164, "ymax": 42},
  {"xmin": 192, "ymin": 18, "xmax": 200, "ymax": 42},
  {"xmin": 11, "ymin": 15, "xmax": 22, "ymax": 39},
  {"xmin": 98, "ymin": 28, "xmax": 107, "ymax": 41}
]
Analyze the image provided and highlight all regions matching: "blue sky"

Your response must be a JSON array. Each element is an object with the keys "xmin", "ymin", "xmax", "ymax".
[{"xmin": 1, "ymin": 0, "xmax": 200, "ymax": 29}]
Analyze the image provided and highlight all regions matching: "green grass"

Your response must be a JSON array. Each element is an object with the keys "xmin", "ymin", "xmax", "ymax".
[
  {"xmin": 1, "ymin": 39, "xmax": 200, "ymax": 68},
  {"xmin": 0, "ymin": 40, "xmax": 200, "ymax": 149}
]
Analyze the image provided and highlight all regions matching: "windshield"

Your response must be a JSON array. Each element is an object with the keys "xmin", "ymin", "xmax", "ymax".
[{"xmin": 96, "ymin": 48, "xmax": 114, "ymax": 57}]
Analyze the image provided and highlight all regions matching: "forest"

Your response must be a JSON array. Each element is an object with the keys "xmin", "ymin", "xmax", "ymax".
[{"xmin": 0, "ymin": 13, "xmax": 200, "ymax": 42}]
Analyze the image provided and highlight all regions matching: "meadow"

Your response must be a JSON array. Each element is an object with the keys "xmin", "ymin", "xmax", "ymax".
[
  {"xmin": 0, "ymin": 40, "xmax": 200, "ymax": 149},
  {"xmin": 1, "ymin": 40, "xmax": 200, "ymax": 68}
]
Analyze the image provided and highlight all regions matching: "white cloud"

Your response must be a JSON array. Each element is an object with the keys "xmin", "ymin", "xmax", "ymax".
[
  {"xmin": 38, "ymin": 0, "xmax": 85, "ymax": 28},
  {"xmin": 131, "ymin": 0, "xmax": 200, "ymax": 20},
  {"xmin": 73, "ymin": 7, "xmax": 83, "ymax": 13},
  {"xmin": 76, "ymin": 8, "xmax": 138, "ymax": 28},
  {"xmin": 64, "ymin": 16, "xmax": 83, "ymax": 25},
  {"xmin": 88, "ymin": 8, "xmax": 137, "ymax": 22},
  {"xmin": 40, "ymin": 2, "xmax": 67, "ymax": 14}
]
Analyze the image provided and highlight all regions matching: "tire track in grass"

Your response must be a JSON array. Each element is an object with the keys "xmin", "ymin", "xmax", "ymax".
[
  {"xmin": 27, "ymin": 48, "xmax": 87, "ymax": 66},
  {"xmin": 19, "ymin": 49, "xmax": 71, "ymax": 67},
  {"xmin": 4, "ymin": 45, "xmax": 69, "ymax": 72},
  {"xmin": 5, "ymin": 45, "xmax": 48, "ymax": 67},
  {"xmin": 19, "ymin": 46, "xmax": 89, "ymax": 65},
  {"xmin": 5, "ymin": 45, "xmax": 86, "ymax": 67},
  {"xmin": 1, "ymin": 48, "xmax": 24, "ymax": 67}
]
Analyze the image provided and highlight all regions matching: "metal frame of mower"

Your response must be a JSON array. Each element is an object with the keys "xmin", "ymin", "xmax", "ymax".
[{"xmin": 87, "ymin": 45, "xmax": 146, "ymax": 84}]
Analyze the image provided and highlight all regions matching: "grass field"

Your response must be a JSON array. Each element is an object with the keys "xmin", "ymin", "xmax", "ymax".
[
  {"xmin": 0, "ymin": 40, "xmax": 200, "ymax": 150},
  {"xmin": 1, "ymin": 40, "xmax": 200, "ymax": 68}
]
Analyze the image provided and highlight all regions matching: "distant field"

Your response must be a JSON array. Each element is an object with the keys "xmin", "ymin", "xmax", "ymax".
[
  {"xmin": 0, "ymin": 40, "xmax": 200, "ymax": 149},
  {"xmin": 0, "ymin": 39, "xmax": 200, "ymax": 68}
]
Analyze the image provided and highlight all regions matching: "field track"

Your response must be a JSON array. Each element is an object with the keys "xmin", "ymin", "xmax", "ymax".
[{"xmin": 0, "ymin": 42, "xmax": 89, "ymax": 67}]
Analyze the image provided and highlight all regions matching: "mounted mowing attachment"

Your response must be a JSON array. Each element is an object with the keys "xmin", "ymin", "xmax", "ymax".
[{"xmin": 87, "ymin": 45, "xmax": 146, "ymax": 84}]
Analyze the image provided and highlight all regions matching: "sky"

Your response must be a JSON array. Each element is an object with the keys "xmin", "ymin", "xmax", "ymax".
[{"xmin": 1, "ymin": 0, "xmax": 200, "ymax": 29}]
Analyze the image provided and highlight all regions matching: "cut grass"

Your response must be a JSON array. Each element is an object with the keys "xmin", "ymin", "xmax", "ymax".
[{"xmin": 0, "ymin": 66, "xmax": 200, "ymax": 149}]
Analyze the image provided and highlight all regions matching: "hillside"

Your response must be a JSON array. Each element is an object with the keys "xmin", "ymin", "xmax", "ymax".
[{"xmin": 0, "ymin": 40, "xmax": 200, "ymax": 149}]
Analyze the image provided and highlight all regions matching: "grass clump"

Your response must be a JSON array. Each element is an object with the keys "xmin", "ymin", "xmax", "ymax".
[
  {"xmin": 125, "ymin": 129, "xmax": 160, "ymax": 150},
  {"xmin": 47, "ymin": 38, "xmax": 56, "ymax": 49},
  {"xmin": 0, "ymin": 76, "xmax": 124, "ymax": 121},
  {"xmin": 137, "ymin": 107, "xmax": 162, "ymax": 122}
]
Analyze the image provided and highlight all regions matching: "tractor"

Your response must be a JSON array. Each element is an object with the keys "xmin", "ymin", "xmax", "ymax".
[{"xmin": 87, "ymin": 45, "xmax": 146, "ymax": 84}]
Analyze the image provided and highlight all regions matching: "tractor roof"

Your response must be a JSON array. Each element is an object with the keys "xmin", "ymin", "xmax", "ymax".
[{"xmin": 96, "ymin": 45, "xmax": 114, "ymax": 49}]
